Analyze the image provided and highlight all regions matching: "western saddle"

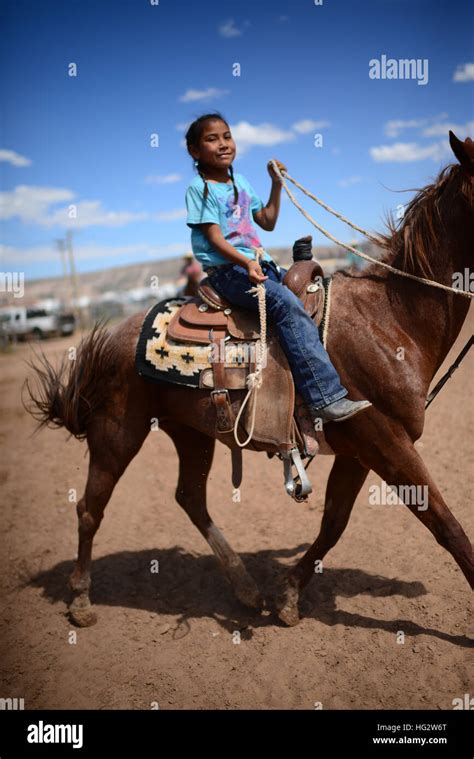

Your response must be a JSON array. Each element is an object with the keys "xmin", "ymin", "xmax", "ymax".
[{"xmin": 167, "ymin": 257, "xmax": 326, "ymax": 424}]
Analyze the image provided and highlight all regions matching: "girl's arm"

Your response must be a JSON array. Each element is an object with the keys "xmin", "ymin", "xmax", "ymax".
[
  {"xmin": 253, "ymin": 159, "xmax": 287, "ymax": 231},
  {"xmin": 199, "ymin": 223, "xmax": 267, "ymax": 283}
]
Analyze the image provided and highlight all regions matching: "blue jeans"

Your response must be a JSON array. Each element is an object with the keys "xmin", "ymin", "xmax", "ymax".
[{"xmin": 206, "ymin": 260, "xmax": 348, "ymax": 412}]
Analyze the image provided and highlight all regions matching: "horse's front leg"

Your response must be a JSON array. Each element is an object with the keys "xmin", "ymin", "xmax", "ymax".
[{"xmin": 355, "ymin": 428, "xmax": 474, "ymax": 590}]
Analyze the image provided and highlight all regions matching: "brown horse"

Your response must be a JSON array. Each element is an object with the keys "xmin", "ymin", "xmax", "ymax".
[{"xmin": 25, "ymin": 132, "xmax": 473, "ymax": 627}]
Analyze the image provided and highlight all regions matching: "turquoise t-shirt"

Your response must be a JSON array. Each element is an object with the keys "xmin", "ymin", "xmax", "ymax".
[{"xmin": 185, "ymin": 172, "xmax": 274, "ymax": 269}]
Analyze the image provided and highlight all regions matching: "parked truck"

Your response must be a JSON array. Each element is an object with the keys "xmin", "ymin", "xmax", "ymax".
[{"xmin": 0, "ymin": 306, "xmax": 76, "ymax": 342}]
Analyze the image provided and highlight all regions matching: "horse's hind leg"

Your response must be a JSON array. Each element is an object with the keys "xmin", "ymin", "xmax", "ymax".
[
  {"xmin": 164, "ymin": 422, "xmax": 264, "ymax": 610},
  {"xmin": 69, "ymin": 415, "xmax": 150, "ymax": 626},
  {"xmin": 278, "ymin": 455, "xmax": 369, "ymax": 626}
]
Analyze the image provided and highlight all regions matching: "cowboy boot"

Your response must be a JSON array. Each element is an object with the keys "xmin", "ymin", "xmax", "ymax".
[{"xmin": 313, "ymin": 398, "xmax": 372, "ymax": 424}]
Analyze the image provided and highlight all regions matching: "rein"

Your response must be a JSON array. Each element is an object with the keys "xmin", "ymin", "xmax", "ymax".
[
  {"xmin": 269, "ymin": 159, "xmax": 474, "ymax": 301},
  {"xmin": 295, "ymin": 333, "xmax": 474, "ymax": 485},
  {"xmin": 425, "ymin": 336, "xmax": 474, "ymax": 409}
]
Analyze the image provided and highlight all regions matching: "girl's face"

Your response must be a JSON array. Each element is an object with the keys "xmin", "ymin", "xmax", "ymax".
[{"xmin": 190, "ymin": 120, "xmax": 236, "ymax": 171}]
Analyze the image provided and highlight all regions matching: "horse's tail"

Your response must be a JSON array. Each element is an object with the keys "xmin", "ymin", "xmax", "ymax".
[{"xmin": 23, "ymin": 320, "xmax": 117, "ymax": 440}]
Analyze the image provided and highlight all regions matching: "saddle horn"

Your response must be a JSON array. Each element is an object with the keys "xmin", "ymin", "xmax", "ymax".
[{"xmin": 292, "ymin": 235, "xmax": 313, "ymax": 261}]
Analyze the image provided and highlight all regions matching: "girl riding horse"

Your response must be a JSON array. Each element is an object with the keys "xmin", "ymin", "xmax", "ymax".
[{"xmin": 184, "ymin": 111, "xmax": 371, "ymax": 426}]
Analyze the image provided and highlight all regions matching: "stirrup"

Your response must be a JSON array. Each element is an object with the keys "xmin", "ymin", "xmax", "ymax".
[{"xmin": 280, "ymin": 446, "xmax": 313, "ymax": 502}]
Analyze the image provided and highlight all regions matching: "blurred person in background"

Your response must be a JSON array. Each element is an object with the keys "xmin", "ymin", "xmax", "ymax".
[{"xmin": 177, "ymin": 252, "xmax": 203, "ymax": 297}]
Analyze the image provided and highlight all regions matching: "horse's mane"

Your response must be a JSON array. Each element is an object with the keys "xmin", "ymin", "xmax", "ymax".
[{"xmin": 368, "ymin": 163, "xmax": 473, "ymax": 279}]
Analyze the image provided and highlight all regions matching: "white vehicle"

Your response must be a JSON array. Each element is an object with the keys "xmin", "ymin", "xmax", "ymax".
[{"xmin": 0, "ymin": 306, "xmax": 76, "ymax": 341}]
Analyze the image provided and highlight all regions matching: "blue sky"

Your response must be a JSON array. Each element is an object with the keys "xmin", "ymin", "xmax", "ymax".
[{"xmin": 1, "ymin": 0, "xmax": 473, "ymax": 280}]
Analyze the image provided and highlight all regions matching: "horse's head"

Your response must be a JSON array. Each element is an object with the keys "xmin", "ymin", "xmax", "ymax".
[
  {"xmin": 449, "ymin": 130, "xmax": 474, "ymax": 178},
  {"xmin": 447, "ymin": 131, "xmax": 474, "ymax": 273},
  {"xmin": 379, "ymin": 131, "xmax": 474, "ymax": 278}
]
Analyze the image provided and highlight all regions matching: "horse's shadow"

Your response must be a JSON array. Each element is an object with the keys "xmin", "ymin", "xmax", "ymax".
[{"xmin": 28, "ymin": 545, "xmax": 473, "ymax": 647}]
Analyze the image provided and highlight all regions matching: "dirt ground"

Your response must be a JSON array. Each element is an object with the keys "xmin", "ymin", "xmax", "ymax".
[{"xmin": 0, "ymin": 311, "xmax": 472, "ymax": 711}]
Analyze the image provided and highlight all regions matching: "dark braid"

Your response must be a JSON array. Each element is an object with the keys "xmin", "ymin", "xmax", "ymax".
[
  {"xmin": 196, "ymin": 160, "xmax": 210, "ymax": 203},
  {"xmin": 228, "ymin": 164, "xmax": 239, "ymax": 205},
  {"xmin": 185, "ymin": 111, "xmax": 238, "ymax": 207}
]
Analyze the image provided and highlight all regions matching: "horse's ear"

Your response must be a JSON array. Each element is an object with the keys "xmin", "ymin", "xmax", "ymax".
[{"xmin": 449, "ymin": 130, "xmax": 474, "ymax": 174}]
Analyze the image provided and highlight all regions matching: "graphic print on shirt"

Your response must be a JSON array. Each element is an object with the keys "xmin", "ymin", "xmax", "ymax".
[{"xmin": 220, "ymin": 189, "xmax": 263, "ymax": 251}]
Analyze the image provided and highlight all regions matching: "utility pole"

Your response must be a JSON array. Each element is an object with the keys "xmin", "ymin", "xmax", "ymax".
[
  {"xmin": 65, "ymin": 230, "xmax": 84, "ymax": 330},
  {"xmin": 55, "ymin": 237, "xmax": 70, "ymax": 305}
]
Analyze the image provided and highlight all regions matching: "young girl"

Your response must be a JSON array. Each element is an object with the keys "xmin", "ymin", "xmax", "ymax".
[{"xmin": 184, "ymin": 112, "xmax": 371, "ymax": 425}]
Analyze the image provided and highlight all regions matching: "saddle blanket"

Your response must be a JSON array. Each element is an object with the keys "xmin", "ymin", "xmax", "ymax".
[{"xmin": 136, "ymin": 297, "xmax": 257, "ymax": 388}]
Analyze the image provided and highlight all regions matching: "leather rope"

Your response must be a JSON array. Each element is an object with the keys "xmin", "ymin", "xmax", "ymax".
[{"xmin": 269, "ymin": 160, "xmax": 474, "ymax": 301}]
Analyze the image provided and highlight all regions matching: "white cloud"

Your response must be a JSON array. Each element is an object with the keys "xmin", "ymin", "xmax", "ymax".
[
  {"xmin": 453, "ymin": 63, "xmax": 474, "ymax": 82},
  {"xmin": 179, "ymin": 87, "xmax": 230, "ymax": 103},
  {"xmin": 0, "ymin": 241, "xmax": 188, "ymax": 266},
  {"xmin": 153, "ymin": 208, "xmax": 187, "ymax": 221},
  {"xmin": 422, "ymin": 120, "xmax": 474, "ymax": 137},
  {"xmin": 218, "ymin": 19, "xmax": 242, "ymax": 38},
  {"xmin": 0, "ymin": 186, "xmax": 147, "ymax": 228},
  {"xmin": 0, "ymin": 184, "xmax": 184, "ymax": 229},
  {"xmin": 384, "ymin": 119, "xmax": 426, "ymax": 138},
  {"xmin": 384, "ymin": 113, "xmax": 448, "ymax": 138},
  {"xmin": 338, "ymin": 175, "xmax": 363, "ymax": 188},
  {"xmin": 230, "ymin": 121, "xmax": 296, "ymax": 155},
  {"xmin": 0, "ymin": 185, "xmax": 74, "ymax": 224},
  {"xmin": 0, "ymin": 149, "xmax": 32, "ymax": 167},
  {"xmin": 145, "ymin": 173, "xmax": 182, "ymax": 185},
  {"xmin": 370, "ymin": 141, "xmax": 451, "ymax": 163},
  {"xmin": 292, "ymin": 119, "xmax": 330, "ymax": 134},
  {"xmin": 44, "ymin": 202, "xmax": 148, "ymax": 229}
]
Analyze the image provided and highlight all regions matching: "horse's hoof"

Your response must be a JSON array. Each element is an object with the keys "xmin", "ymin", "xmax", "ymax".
[
  {"xmin": 69, "ymin": 596, "xmax": 98, "ymax": 627},
  {"xmin": 236, "ymin": 586, "xmax": 265, "ymax": 611},
  {"xmin": 277, "ymin": 603, "xmax": 300, "ymax": 627},
  {"xmin": 277, "ymin": 582, "xmax": 301, "ymax": 626},
  {"xmin": 70, "ymin": 608, "xmax": 98, "ymax": 627},
  {"xmin": 227, "ymin": 566, "xmax": 265, "ymax": 611}
]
